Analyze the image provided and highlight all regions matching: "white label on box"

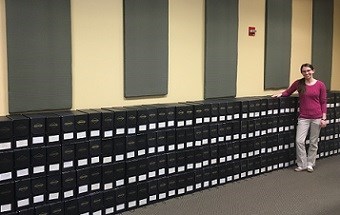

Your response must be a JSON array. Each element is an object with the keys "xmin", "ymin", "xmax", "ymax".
[
  {"xmin": 127, "ymin": 151, "xmax": 135, "ymax": 159},
  {"xmin": 149, "ymin": 195, "xmax": 157, "ymax": 201},
  {"xmin": 212, "ymin": 117, "xmax": 218, "ymax": 122},
  {"xmin": 273, "ymin": 128, "xmax": 277, "ymax": 133},
  {"xmin": 211, "ymin": 159, "xmax": 217, "ymax": 164},
  {"xmin": 248, "ymin": 151, "xmax": 254, "ymax": 157},
  {"xmin": 106, "ymin": 207, "xmax": 114, "ymax": 214},
  {"xmin": 186, "ymin": 142, "xmax": 193, "ymax": 148},
  {"xmin": 17, "ymin": 198, "xmax": 29, "ymax": 207},
  {"xmin": 273, "ymin": 164, "xmax": 278, "ymax": 169},
  {"xmin": 255, "ymin": 131, "xmax": 260, "ymax": 136},
  {"xmin": 64, "ymin": 190, "xmax": 74, "ymax": 198},
  {"xmin": 148, "ymin": 147, "xmax": 155, "ymax": 154},
  {"xmin": 17, "ymin": 169, "xmax": 29, "ymax": 177},
  {"xmin": 218, "ymin": 177, "xmax": 226, "ymax": 185},
  {"xmin": 202, "ymin": 139, "xmax": 208, "ymax": 145},
  {"xmin": 178, "ymin": 166, "xmax": 185, "ymax": 172},
  {"xmin": 64, "ymin": 161, "xmax": 73, "ymax": 168},
  {"xmin": 78, "ymin": 159, "xmax": 88, "ymax": 167},
  {"xmin": 104, "ymin": 130, "xmax": 113, "ymax": 138},
  {"xmin": 159, "ymin": 122, "xmax": 166, "ymax": 128},
  {"xmin": 178, "ymin": 121, "xmax": 185, "ymax": 127},
  {"xmin": 195, "ymin": 141, "xmax": 202, "ymax": 146},
  {"xmin": 34, "ymin": 195, "xmax": 44, "ymax": 203},
  {"xmin": 212, "ymin": 179, "xmax": 218, "ymax": 186},
  {"xmin": 16, "ymin": 139, "xmax": 28, "ymax": 148},
  {"xmin": 178, "ymin": 188, "xmax": 185, "ymax": 194},
  {"xmin": 187, "ymin": 185, "xmax": 194, "ymax": 192},
  {"xmin": 279, "ymin": 145, "xmax": 283, "ymax": 150},
  {"xmin": 177, "ymin": 143, "xmax": 184, "ymax": 150},
  {"xmin": 203, "ymin": 160, "xmax": 209, "ymax": 166},
  {"xmin": 220, "ymin": 157, "xmax": 226, "ymax": 163},
  {"xmin": 149, "ymin": 171, "xmax": 156, "ymax": 178},
  {"xmin": 168, "ymin": 190, "xmax": 176, "ymax": 196},
  {"xmin": 49, "ymin": 193, "xmax": 59, "ymax": 200},
  {"xmin": 116, "ymin": 204, "xmax": 125, "ymax": 211},
  {"xmin": 268, "ymin": 148, "xmax": 272, "ymax": 153},
  {"xmin": 211, "ymin": 138, "xmax": 217, "ymax": 144},
  {"xmin": 115, "ymin": 154, "xmax": 124, "ymax": 162},
  {"xmin": 33, "ymin": 136, "xmax": 44, "ymax": 144},
  {"xmin": 128, "ymin": 176, "xmax": 136, "ymax": 183},
  {"xmin": 128, "ymin": 128, "xmax": 136, "ymax": 134},
  {"xmin": 104, "ymin": 183, "xmax": 113, "ymax": 190},
  {"xmin": 255, "ymin": 169, "xmax": 260, "ymax": 174},
  {"xmin": 128, "ymin": 201, "xmax": 137, "ymax": 208},
  {"xmin": 227, "ymin": 155, "xmax": 233, "ymax": 162},
  {"xmin": 138, "ymin": 149, "xmax": 146, "ymax": 156},
  {"xmin": 103, "ymin": 156, "xmax": 112, "ymax": 163},
  {"xmin": 279, "ymin": 163, "xmax": 284, "ymax": 168},
  {"xmin": 196, "ymin": 118, "xmax": 203, "ymax": 124},
  {"xmin": 93, "ymin": 210, "xmax": 102, "ymax": 215},
  {"xmin": 116, "ymin": 179, "xmax": 124, "ymax": 187},
  {"xmin": 268, "ymin": 166, "xmax": 272, "ymax": 171},
  {"xmin": 80, "ymin": 213, "xmax": 89, "ymax": 215},
  {"xmin": 77, "ymin": 131, "xmax": 86, "ymax": 139},
  {"xmin": 242, "ymin": 153, "xmax": 247, "ymax": 159},
  {"xmin": 116, "ymin": 128, "xmax": 125, "ymax": 135},
  {"xmin": 186, "ymin": 120, "xmax": 193, "ymax": 126},
  {"xmin": 233, "ymin": 134, "xmax": 239, "ymax": 140},
  {"xmin": 261, "ymin": 148, "xmax": 266, "ymax": 154},
  {"xmin": 159, "ymin": 193, "xmax": 166, "ymax": 200},
  {"xmin": 227, "ymin": 115, "xmax": 233, "ymax": 120},
  {"xmin": 249, "ymin": 113, "xmax": 254, "ymax": 118},
  {"xmin": 92, "ymin": 183, "xmax": 100, "ymax": 191},
  {"xmin": 0, "ymin": 142, "xmax": 11, "ymax": 150},
  {"xmin": 168, "ymin": 144, "xmax": 175, "ymax": 151},
  {"xmin": 204, "ymin": 117, "xmax": 210, "ymax": 123},
  {"xmin": 248, "ymin": 171, "xmax": 253, "ymax": 176},
  {"xmin": 195, "ymin": 163, "xmax": 202, "ymax": 168},
  {"xmin": 139, "ymin": 199, "xmax": 147, "ymax": 206},
  {"xmin": 204, "ymin": 181, "xmax": 209, "ymax": 187},
  {"xmin": 168, "ymin": 121, "xmax": 175, "ymax": 127},
  {"xmin": 234, "ymin": 174, "xmax": 240, "ymax": 180},
  {"xmin": 261, "ymin": 130, "xmax": 266, "ymax": 135},
  {"xmin": 90, "ymin": 130, "xmax": 100, "ymax": 137},
  {"xmin": 159, "ymin": 168, "xmax": 165, "ymax": 176},
  {"xmin": 169, "ymin": 167, "xmax": 176, "ymax": 174},
  {"xmin": 139, "ymin": 174, "xmax": 147, "ymax": 181},
  {"xmin": 79, "ymin": 185, "xmax": 88, "ymax": 194},
  {"xmin": 158, "ymin": 146, "xmax": 165, "ymax": 153},
  {"xmin": 218, "ymin": 137, "xmax": 225, "ymax": 142},
  {"xmin": 1, "ymin": 204, "xmax": 11, "ymax": 212},
  {"xmin": 273, "ymin": 146, "xmax": 278, "ymax": 151},
  {"xmin": 187, "ymin": 163, "xmax": 194, "ymax": 169},
  {"xmin": 91, "ymin": 156, "xmax": 100, "ymax": 164},
  {"xmin": 64, "ymin": 133, "xmax": 74, "ymax": 140},
  {"xmin": 149, "ymin": 123, "xmax": 156, "ymax": 130},
  {"xmin": 279, "ymin": 127, "xmax": 284, "ymax": 132},
  {"xmin": 196, "ymin": 183, "xmax": 202, "ymax": 189},
  {"xmin": 241, "ymin": 172, "xmax": 246, "ymax": 178},
  {"xmin": 242, "ymin": 113, "xmax": 247, "ymax": 118},
  {"xmin": 226, "ymin": 176, "xmax": 232, "ymax": 182},
  {"xmin": 49, "ymin": 164, "xmax": 60, "ymax": 172},
  {"xmin": 33, "ymin": 166, "xmax": 45, "ymax": 174},
  {"xmin": 234, "ymin": 154, "xmax": 239, "ymax": 159}
]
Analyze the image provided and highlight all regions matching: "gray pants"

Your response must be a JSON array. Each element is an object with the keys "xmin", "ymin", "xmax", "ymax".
[{"xmin": 295, "ymin": 118, "xmax": 322, "ymax": 168}]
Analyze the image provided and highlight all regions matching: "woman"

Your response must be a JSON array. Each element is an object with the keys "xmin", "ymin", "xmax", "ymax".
[{"xmin": 272, "ymin": 63, "xmax": 327, "ymax": 172}]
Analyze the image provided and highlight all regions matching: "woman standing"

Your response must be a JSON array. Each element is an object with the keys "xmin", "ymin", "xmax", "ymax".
[{"xmin": 273, "ymin": 63, "xmax": 327, "ymax": 172}]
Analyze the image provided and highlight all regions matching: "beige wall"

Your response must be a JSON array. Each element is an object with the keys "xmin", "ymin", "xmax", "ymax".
[
  {"xmin": 332, "ymin": 0, "xmax": 340, "ymax": 90},
  {"xmin": 0, "ymin": 0, "xmax": 339, "ymax": 115}
]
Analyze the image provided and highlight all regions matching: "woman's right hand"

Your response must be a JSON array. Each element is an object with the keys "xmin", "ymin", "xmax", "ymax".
[{"xmin": 271, "ymin": 93, "xmax": 282, "ymax": 98}]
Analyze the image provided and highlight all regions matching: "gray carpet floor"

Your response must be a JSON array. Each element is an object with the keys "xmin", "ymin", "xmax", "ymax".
[{"xmin": 122, "ymin": 155, "xmax": 340, "ymax": 215}]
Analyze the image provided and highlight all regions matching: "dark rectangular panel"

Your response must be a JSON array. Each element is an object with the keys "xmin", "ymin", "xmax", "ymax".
[
  {"xmin": 124, "ymin": 0, "xmax": 168, "ymax": 97},
  {"xmin": 205, "ymin": 0, "xmax": 238, "ymax": 99},
  {"xmin": 312, "ymin": 0, "xmax": 333, "ymax": 89},
  {"xmin": 264, "ymin": 0, "xmax": 292, "ymax": 89},
  {"xmin": 6, "ymin": 0, "xmax": 72, "ymax": 113}
]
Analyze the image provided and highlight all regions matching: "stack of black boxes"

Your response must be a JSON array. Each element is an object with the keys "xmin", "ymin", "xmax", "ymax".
[{"xmin": 1, "ymin": 93, "xmax": 340, "ymax": 215}]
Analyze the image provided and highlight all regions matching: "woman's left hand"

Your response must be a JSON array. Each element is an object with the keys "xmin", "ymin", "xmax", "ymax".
[{"xmin": 320, "ymin": 119, "xmax": 327, "ymax": 128}]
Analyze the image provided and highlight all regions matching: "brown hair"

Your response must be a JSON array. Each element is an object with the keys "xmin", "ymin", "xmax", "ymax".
[{"xmin": 297, "ymin": 63, "xmax": 314, "ymax": 94}]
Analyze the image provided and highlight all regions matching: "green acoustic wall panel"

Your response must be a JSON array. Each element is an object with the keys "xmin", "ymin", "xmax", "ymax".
[
  {"xmin": 264, "ymin": 0, "xmax": 292, "ymax": 90},
  {"xmin": 6, "ymin": 0, "xmax": 72, "ymax": 113},
  {"xmin": 124, "ymin": 0, "xmax": 168, "ymax": 98},
  {"xmin": 205, "ymin": 0, "xmax": 238, "ymax": 99},
  {"xmin": 312, "ymin": 0, "xmax": 333, "ymax": 90}
]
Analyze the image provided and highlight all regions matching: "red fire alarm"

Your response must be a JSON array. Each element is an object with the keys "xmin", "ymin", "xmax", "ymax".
[{"xmin": 248, "ymin": 26, "xmax": 256, "ymax": 36}]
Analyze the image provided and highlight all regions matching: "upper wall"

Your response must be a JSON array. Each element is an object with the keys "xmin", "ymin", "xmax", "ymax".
[{"xmin": 0, "ymin": 0, "xmax": 339, "ymax": 115}]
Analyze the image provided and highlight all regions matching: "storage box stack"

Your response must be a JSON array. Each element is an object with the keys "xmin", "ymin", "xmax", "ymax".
[{"xmin": 1, "ymin": 93, "xmax": 339, "ymax": 215}]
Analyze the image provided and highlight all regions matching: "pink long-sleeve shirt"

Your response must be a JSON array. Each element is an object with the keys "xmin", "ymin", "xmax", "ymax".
[{"xmin": 282, "ymin": 80, "xmax": 327, "ymax": 119}]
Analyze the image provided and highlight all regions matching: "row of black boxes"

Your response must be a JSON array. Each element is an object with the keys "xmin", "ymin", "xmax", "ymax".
[{"xmin": 1, "ymin": 92, "xmax": 340, "ymax": 215}]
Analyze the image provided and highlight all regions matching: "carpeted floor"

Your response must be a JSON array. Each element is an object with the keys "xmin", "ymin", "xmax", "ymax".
[{"xmin": 122, "ymin": 155, "xmax": 340, "ymax": 215}]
